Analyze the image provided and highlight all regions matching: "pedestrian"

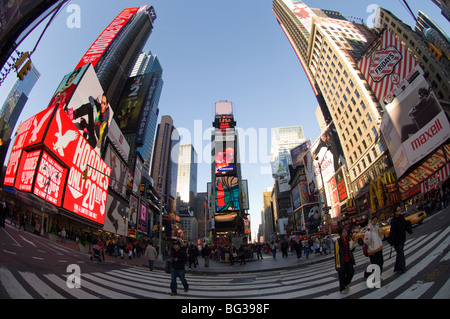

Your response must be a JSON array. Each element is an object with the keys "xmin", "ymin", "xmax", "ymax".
[
  {"xmin": 281, "ymin": 238, "xmax": 289, "ymax": 258},
  {"xmin": 60, "ymin": 228, "xmax": 67, "ymax": 243},
  {"xmin": 188, "ymin": 244, "xmax": 197, "ymax": 269},
  {"xmin": 10, "ymin": 208, "xmax": 17, "ymax": 227},
  {"xmin": 303, "ymin": 241, "xmax": 310, "ymax": 259},
  {"xmin": 144, "ymin": 242, "xmax": 158, "ymax": 271},
  {"xmin": 294, "ymin": 238, "xmax": 302, "ymax": 259},
  {"xmin": 0, "ymin": 199, "xmax": 6, "ymax": 228},
  {"xmin": 270, "ymin": 240, "xmax": 277, "ymax": 259},
  {"xmin": 335, "ymin": 227, "xmax": 355, "ymax": 294},
  {"xmin": 238, "ymin": 245, "xmax": 246, "ymax": 265},
  {"xmin": 256, "ymin": 243, "xmax": 263, "ymax": 260},
  {"xmin": 229, "ymin": 244, "xmax": 236, "ymax": 265},
  {"xmin": 388, "ymin": 206, "xmax": 413, "ymax": 274},
  {"xmin": 19, "ymin": 213, "xmax": 27, "ymax": 231},
  {"xmin": 363, "ymin": 216, "xmax": 384, "ymax": 280},
  {"xmin": 202, "ymin": 244, "xmax": 211, "ymax": 267},
  {"xmin": 169, "ymin": 241, "xmax": 189, "ymax": 296}
]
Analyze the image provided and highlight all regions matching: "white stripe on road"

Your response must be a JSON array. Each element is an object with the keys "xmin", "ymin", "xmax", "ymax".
[
  {"xmin": 433, "ymin": 277, "xmax": 450, "ymax": 299},
  {"xmin": 19, "ymin": 272, "xmax": 64, "ymax": 299},
  {"xmin": 0, "ymin": 267, "xmax": 32, "ymax": 299},
  {"xmin": 44, "ymin": 274, "xmax": 99, "ymax": 299},
  {"xmin": 396, "ymin": 281, "xmax": 434, "ymax": 299}
]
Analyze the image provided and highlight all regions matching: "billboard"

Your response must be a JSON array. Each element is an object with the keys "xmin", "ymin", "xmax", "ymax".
[
  {"xmin": 358, "ymin": 30, "xmax": 421, "ymax": 107},
  {"xmin": 114, "ymin": 73, "xmax": 153, "ymax": 137},
  {"xmin": 381, "ymin": 74, "xmax": 450, "ymax": 177},
  {"xmin": 104, "ymin": 194, "xmax": 129, "ymax": 235},
  {"xmin": 215, "ymin": 142, "xmax": 235, "ymax": 175},
  {"xmin": 215, "ymin": 101, "xmax": 233, "ymax": 116},
  {"xmin": 215, "ymin": 176, "xmax": 240, "ymax": 212},
  {"xmin": 74, "ymin": 7, "xmax": 139, "ymax": 69},
  {"xmin": 47, "ymin": 64, "xmax": 114, "ymax": 158},
  {"xmin": 281, "ymin": 0, "xmax": 317, "ymax": 33},
  {"xmin": 4, "ymin": 66, "xmax": 112, "ymax": 225},
  {"xmin": 291, "ymin": 140, "xmax": 311, "ymax": 168},
  {"xmin": 4, "ymin": 106, "xmax": 54, "ymax": 187},
  {"xmin": 104, "ymin": 144, "xmax": 130, "ymax": 200}
]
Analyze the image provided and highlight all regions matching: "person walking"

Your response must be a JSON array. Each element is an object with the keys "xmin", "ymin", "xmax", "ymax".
[
  {"xmin": 388, "ymin": 206, "xmax": 413, "ymax": 274},
  {"xmin": 256, "ymin": 243, "xmax": 263, "ymax": 260},
  {"xmin": 335, "ymin": 227, "xmax": 356, "ymax": 295},
  {"xmin": 270, "ymin": 240, "xmax": 277, "ymax": 259},
  {"xmin": 363, "ymin": 216, "xmax": 384, "ymax": 280},
  {"xmin": 188, "ymin": 244, "xmax": 198, "ymax": 269},
  {"xmin": 202, "ymin": 244, "xmax": 211, "ymax": 267},
  {"xmin": 169, "ymin": 241, "xmax": 189, "ymax": 296},
  {"xmin": 144, "ymin": 242, "xmax": 158, "ymax": 271},
  {"xmin": 281, "ymin": 238, "xmax": 289, "ymax": 258}
]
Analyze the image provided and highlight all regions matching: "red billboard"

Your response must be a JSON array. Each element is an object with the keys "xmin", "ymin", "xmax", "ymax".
[
  {"xmin": 357, "ymin": 30, "xmax": 420, "ymax": 107},
  {"xmin": 3, "ymin": 70, "xmax": 111, "ymax": 225},
  {"xmin": 74, "ymin": 7, "xmax": 139, "ymax": 70}
]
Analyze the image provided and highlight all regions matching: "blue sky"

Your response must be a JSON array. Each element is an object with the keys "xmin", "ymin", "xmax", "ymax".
[{"xmin": 1, "ymin": 0, "xmax": 448, "ymax": 240}]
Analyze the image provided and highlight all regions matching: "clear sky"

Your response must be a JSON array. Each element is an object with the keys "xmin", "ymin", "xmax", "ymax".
[{"xmin": 1, "ymin": 0, "xmax": 448, "ymax": 240}]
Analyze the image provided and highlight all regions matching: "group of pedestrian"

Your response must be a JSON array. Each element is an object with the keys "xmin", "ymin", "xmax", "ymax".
[{"xmin": 334, "ymin": 205, "xmax": 413, "ymax": 295}]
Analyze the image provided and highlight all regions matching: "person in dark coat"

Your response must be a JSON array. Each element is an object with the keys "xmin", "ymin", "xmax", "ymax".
[
  {"xmin": 335, "ymin": 228, "xmax": 356, "ymax": 294},
  {"xmin": 388, "ymin": 206, "xmax": 413, "ymax": 273},
  {"xmin": 169, "ymin": 241, "xmax": 189, "ymax": 296}
]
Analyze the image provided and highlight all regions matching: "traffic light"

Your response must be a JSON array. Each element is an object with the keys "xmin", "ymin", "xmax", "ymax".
[
  {"xmin": 82, "ymin": 168, "xmax": 88, "ymax": 180},
  {"xmin": 17, "ymin": 60, "xmax": 31, "ymax": 81},
  {"xmin": 14, "ymin": 52, "xmax": 31, "ymax": 81}
]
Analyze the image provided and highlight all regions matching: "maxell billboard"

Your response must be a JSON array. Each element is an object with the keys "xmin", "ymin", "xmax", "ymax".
[{"xmin": 381, "ymin": 74, "xmax": 450, "ymax": 177}]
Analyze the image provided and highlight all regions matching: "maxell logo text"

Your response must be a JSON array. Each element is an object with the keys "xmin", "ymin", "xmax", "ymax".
[{"xmin": 411, "ymin": 119, "xmax": 442, "ymax": 151}]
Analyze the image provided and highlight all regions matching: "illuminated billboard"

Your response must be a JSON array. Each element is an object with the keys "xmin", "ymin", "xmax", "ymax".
[
  {"xmin": 74, "ymin": 7, "xmax": 139, "ymax": 70},
  {"xmin": 114, "ymin": 73, "xmax": 153, "ymax": 139},
  {"xmin": 358, "ymin": 30, "xmax": 421, "ymax": 107},
  {"xmin": 3, "ymin": 65, "xmax": 112, "ymax": 225},
  {"xmin": 381, "ymin": 74, "xmax": 450, "ymax": 177},
  {"xmin": 215, "ymin": 143, "xmax": 235, "ymax": 175},
  {"xmin": 215, "ymin": 101, "xmax": 233, "ymax": 116},
  {"xmin": 215, "ymin": 176, "xmax": 240, "ymax": 212}
]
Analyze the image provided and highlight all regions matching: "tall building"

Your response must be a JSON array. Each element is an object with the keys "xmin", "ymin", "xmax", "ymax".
[
  {"xmin": 274, "ymin": 0, "xmax": 450, "ymax": 228},
  {"xmin": 75, "ymin": 5, "xmax": 157, "ymax": 109},
  {"xmin": 133, "ymin": 51, "xmax": 164, "ymax": 179},
  {"xmin": 150, "ymin": 115, "xmax": 179, "ymax": 211},
  {"xmin": 176, "ymin": 144, "xmax": 198, "ymax": 209},
  {"xmin": 273, "ymin": 0, "xmax": 390, "ymax": 226},
  {"xmin": 210, "ymin": 101, "xmax": 249, "ymax": 243},
  {"xmin": 0, "ymin": 63, "xmax": 40, "ymax": 128}
]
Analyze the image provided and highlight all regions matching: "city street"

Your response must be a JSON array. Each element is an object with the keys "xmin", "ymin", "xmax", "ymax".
[{"xmin": 0, "ymin": 207, "xmax": 449, "ymax": 300}]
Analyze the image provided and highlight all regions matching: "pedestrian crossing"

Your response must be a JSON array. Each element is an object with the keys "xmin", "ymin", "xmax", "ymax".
[{"xmin": 1, "ymin": 225, "xmax": 449, "ymax": 299}]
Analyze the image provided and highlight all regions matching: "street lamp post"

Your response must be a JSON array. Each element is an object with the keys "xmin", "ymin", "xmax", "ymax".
[{"xmin": 316, "ymin": 152, "xmax": 332, "ymax": 251}]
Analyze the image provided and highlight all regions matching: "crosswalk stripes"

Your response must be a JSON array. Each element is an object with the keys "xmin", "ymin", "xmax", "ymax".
[{"xmin": 1, "ymin": 225, "xmax": 449, "ymax": 299}]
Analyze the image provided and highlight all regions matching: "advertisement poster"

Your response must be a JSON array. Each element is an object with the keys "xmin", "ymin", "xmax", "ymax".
[
  {"xmin": 138, "ymin": 201, "xmax": 148, "ymax": 233},
  {"xmin": 215, "ymin": 176, "xmax": 240, "ymax": 212},
  {"xmin": 32, "ymin": 151, "xmax": 67, "ymax": 207}
]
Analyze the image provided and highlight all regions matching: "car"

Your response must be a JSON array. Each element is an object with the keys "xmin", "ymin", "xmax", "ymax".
[
  {"xmin": 404, "ymin": 207, "xmax": 428, "ymax": 226},
  {"xmin": 352, "ymin": 226, "xmax": 369, "ymax": 245},
  {"xmin": 380, "ymin": 208, "xmax": 427, "ymax": 240}
]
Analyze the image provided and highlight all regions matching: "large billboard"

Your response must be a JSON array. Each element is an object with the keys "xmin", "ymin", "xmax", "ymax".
[
  {"xmin": 358, "ymin": 30, "xmax": 421, "ymax": 107},
  {"xmin": 47, "ymin": 64, "xmax": 114, "ymax": 157},
  {"xmin": 4, "ymin": 67, "xmax": 112, "ymax": 225},
  {"xmin": 215, "ymin": 176, "xmax": 240, "ymax": 212},
  {"xmin": 74, "ymin": 7, "xmax": 139, "ymax": 69},
  {"xmin": 114, "ymin": 73, "xmax": 153, "ymax": 137},
  {"xmin": 380, "ymin": 74, "xmax": 450, "ymax": 177},
  {"xmin": 281, "ymin": 0, "xmax": 317, "ymax": 33}
]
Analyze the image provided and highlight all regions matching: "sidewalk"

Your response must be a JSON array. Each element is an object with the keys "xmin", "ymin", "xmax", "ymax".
[{"xmin": 58, "ymin": 239, "xmax": 335, "ymax": 274}]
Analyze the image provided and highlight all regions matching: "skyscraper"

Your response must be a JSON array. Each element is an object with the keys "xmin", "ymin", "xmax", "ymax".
[
  {"xmin": 132, "ymin": 51, "xmax": 164, "ymax": 179},
  {"xmin": 273, "ymin": 0, "xmax": 390, "ymax": 225},
  {"xmin": 0, "ymin": 63, "xmax": 40, "ymax": 128},
  {"xmin": 75, "ymin": 5, "xmax": 157, "ymax": 109},
  {"xmin": 176, "ymin": 144, "xmax": 198, "ymax": 209}
]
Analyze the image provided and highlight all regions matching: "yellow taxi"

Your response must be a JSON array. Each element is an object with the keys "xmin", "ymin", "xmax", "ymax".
[
  {"xmin": 351, "ymin": 226, "xmax": 369, "ymax": 246},
  {"xmin": 380, "ymin": 208, "xmax": 427, "ymax": 240}
]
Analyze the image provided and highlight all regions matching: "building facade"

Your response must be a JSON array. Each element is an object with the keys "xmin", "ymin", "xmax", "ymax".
[{"xmin": 176, "ymin": 144, "xmax": 198, "ymax": 209}]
